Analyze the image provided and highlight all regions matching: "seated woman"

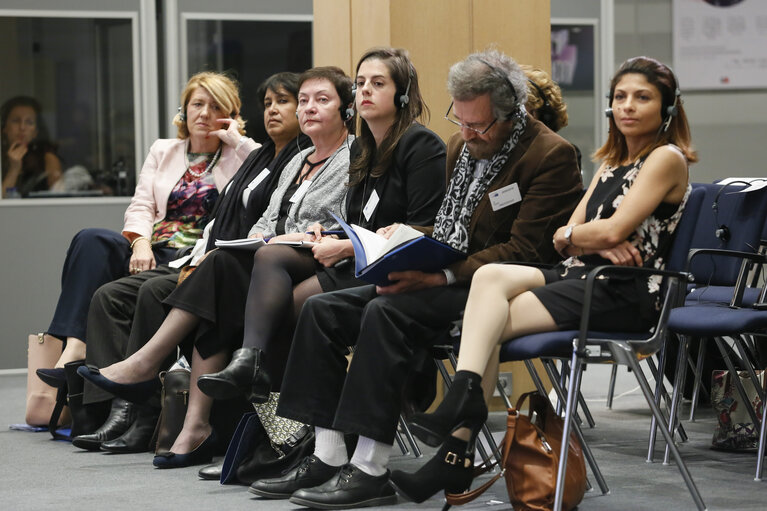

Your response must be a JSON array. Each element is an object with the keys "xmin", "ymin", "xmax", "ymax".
[
  {"xmin": 390, "ymin": 56, "xmax": 697, "ymax": 502},
  {"xmin": 196, "ymin": 47, "xmax": 446, "ymax": 407},
  {"xmin": 69, "ymin": 72, "xmax": 308, "ymax": 453},
  {"xmin": 80, "ymin": 66, "xmax": 356, "ymax": 468},
  {"xmin": 1, "ymin": 96, "xmax": 62, "ymax": 197},
  {"xmin": 34, "ymin": 72, "xmax": 258, "ymax": 379}
]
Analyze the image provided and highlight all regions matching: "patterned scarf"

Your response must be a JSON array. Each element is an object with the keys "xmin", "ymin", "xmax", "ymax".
[{"xmin": 433, "ymin": 106, "xmax": 527, "ymax": 252}]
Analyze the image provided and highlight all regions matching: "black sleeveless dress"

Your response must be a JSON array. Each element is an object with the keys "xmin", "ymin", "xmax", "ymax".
[{"xmin": 531, "ymin": 151, "xmax": 690, "ymax": 332}]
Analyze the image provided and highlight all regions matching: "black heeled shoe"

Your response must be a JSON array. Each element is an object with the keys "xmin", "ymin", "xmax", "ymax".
[
  {"xmin": 77, "ymin": 365, "xmax": 159, "ymax": 404},
  {"xmin": 101, "ymin": 404, "xmax": 160, "ymax": 453},
  {"xmin": 72, "ymin": 398, "xmax": 136, "ymax": 451},
  {"xmin": 153, "ymin": 431, "xmax": 217, "ymax": 469},
  {"xmin": 409, "ymin": 370, "xmax": 488, "ymax": 447},
  {"xmin": 196, "ymin": 347, "xmax": 270, "ymax": 404},
  {"xmin": 390, "ymin": 435, "xmax": 475, "ymax": 503},
  {"xmin": 36, "ymin": 367, "xmax": 67, "ymax": 388}
]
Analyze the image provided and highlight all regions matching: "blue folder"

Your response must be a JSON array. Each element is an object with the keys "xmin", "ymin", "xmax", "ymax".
[{"xmin": 330, "ymin": 212, "xmax": 466, "ymax": 286}]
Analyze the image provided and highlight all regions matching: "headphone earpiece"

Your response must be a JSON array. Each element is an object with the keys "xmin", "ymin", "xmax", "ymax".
[
  {"xmin": 398, "ymin": 73, "xmax": 412, "ymax": 109},
  {"xmin": 715, "ymin": 225, "xmax": 731, "ymax": 242},
  {"xmin": 344, "ymin": 84, "xmax": 356, "ymax": 121},
  {"xmin": 661, "ymin": 87, "xmax": 681, "ymax": 133},
  {"xmin": 526, "ymin": 79, "xmax": 555, "ymax": 128},
  {"xmin": 604, "ymin": 108, "xmax": 613, "ymax": 118},
  {"xmin": 177, "ymin": 106, "xmax": 186, "ymax": 122}
]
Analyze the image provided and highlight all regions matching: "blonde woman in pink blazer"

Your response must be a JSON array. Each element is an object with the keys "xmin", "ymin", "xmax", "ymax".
[{"xmin": 37, "ymin": 72, "xmax": 259, "ymax": 380}]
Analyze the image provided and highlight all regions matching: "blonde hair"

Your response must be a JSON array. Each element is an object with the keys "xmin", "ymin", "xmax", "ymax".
[
  {"xmin": 173, "ymin": 71, "xmax": 246, "ymax": 139},
  {"xmin": 520, "ymin": 65, "xmax": 569, "ymax": 132}
]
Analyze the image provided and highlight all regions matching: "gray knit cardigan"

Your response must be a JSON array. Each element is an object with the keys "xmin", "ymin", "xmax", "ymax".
[{"xmin": 249, "ymin": 135, "xmax": 354, "ymax": 238}]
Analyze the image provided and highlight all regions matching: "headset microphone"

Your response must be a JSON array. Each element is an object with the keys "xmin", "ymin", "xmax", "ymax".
[
  {"xmin": 344, "ymin": 84, "xmax": 357, "ymax": 121},
  {"xmin": 604, "ymin": 108, "xmax": 613, "ymax": 118},
  {"xmin": 178, "ymin": 106, "xmax": 186, "ymax": 121},
  {"xmin": 398, "ymin": 73, "xmax": 411, "ymax": 109}
]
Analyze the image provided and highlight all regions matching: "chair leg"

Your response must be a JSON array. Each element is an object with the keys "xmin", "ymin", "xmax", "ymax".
[
  {"xmin": 394, "ymin": 425, "xmax": 409, "ymax": 456},
  {"xmin": 625, "ymin": 354, "xmax": 707, "ymax": 511},
  {"xmin": 755, "ymin": 384, "xmax": 767, "ymax": 481},
  {"xmin": 664, "ymin": 333, "xmax": 690, "ymax": 465},
  {"xmin": 713, "ymin": 337, "xmax": 761, "ymax": 425},
  {"xmin": 606, "ymin": 365, "xmax": 618, "ymax": 409},
  {"xmin": 541, "ymin": 359, "xmax": 584, "ymax": 428},
  {"xmin": 553, "ymin": 351, "xmax": 584, "ymax": 511},
  {"xmin": 689, "ymin": 338, "xmax": 707, "ymax": 422},
  {"xmin": 398, "ymin": 415, "xmax": 421, "ymax": 458},
  {"xmin": 647, "ymin": 355, "xmax": 688, "ymax": 442}
]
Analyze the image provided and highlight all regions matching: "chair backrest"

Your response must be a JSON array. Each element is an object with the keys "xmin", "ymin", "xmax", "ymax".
[
  {"xmin": 685, "ymin": 182, "xmax": 767, "ymax": 285},
  {"xmin": 665, "ymin": 184, "xmax": 706, "ymax": 273}
]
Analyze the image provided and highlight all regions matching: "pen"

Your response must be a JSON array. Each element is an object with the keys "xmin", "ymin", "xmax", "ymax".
[{"xmin": 305, "ymin": 230, "xmax": 345, "ymax": 236}]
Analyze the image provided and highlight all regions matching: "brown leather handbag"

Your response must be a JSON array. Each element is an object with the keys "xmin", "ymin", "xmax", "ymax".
[
  {"xmin": 447, "ymin": 391, "xmax": 587, "ymax": 511},
  {"xmin": 154, "ymin": 369, "xmax": 190, "ymax": 454}
]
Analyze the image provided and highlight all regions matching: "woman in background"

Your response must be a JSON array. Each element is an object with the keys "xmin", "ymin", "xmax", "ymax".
[{"xmin": 1, "ymin": 96, "xmax": 62, "ymax": 197}]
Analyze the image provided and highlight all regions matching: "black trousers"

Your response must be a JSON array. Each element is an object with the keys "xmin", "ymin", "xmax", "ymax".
[
  {"xmin": 83, "ymin": 266, "xmax": 180, "ymax": 404},
  {"xmin": 276, "ymin": 283, "xmax": 469, "ymax": 444},
  {"xmin": 47, "ymin": 228, "xmax": 175, "ymax": 342}
]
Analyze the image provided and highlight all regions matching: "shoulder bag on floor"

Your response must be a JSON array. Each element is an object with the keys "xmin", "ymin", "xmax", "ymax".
[{"xmin": 447, "ymin": 391, "xmax": 587, "ymax": 511}]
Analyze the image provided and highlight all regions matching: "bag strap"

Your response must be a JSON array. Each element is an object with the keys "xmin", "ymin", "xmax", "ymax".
[
  {"xmin": 48, "ymin": 386, "xmax": 70, "ymax": 441},
  {"xmin": 446, "ymin": 408, "xmax": 518, "ymax": 506}
]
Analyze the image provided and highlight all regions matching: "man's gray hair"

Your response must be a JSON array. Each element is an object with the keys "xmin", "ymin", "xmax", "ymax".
[{"xmin": 447, "ymin": 49, "xmax": 528, "ymax": 121}]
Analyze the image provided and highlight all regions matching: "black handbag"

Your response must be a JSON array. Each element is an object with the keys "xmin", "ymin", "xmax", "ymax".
[
  {"xmin": 154, "ymin": 368, "xmax": 190, "ymax": 454},
  {"xmin": 235, "ymin": 424, "xmax": 315, "ymax": 484}
]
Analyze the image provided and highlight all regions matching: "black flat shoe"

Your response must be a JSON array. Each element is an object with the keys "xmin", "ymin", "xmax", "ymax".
[
  {"xmin": 390, "ymin": 436, "xmax": 475, "ymax": 503},
  {"xmin": 36, "ymin": 367, "xmax": 67, "ymax": 388},
  {"xmin": 409, "ymin": 370, "xmax": 487, "ymax": 447},
  {"xmin": 72, "ymin": 398, "xmax": 136, "ymax": 451},
  {"xmin": 77, "ymin": 365, "xmax": 159, "ymax": 404},
  {"xmin": 248, "ymin": 454, "xmax": 337, "ymax": 499},
  {"xmin": 197, "ymin": 347, "xmax": 270, "ymax": 404},
  {"xmin": 198, "ymin": 462, "xmax": 223, "ymax": 480},
  {"xmin": 153, "ymin": 431, "xmax": 217, "ymax": 469},
  {"xmin": 289, "ymin": 464, "xmax": 397, "ymax": 510},
  {"xmin": 101, "ymin": 404, "xmax": 160, "ymax": 454}
]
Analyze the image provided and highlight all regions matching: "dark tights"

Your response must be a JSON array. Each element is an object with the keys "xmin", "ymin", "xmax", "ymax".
[{"xmin": 242, "ymin": 245, "xmax": 323, "ymax": 385}]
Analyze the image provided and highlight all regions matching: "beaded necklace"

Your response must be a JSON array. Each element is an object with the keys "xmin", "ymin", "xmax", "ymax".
[{"xmin": 185, "ymin": 141, "xmax": 222, "ymax": 178}]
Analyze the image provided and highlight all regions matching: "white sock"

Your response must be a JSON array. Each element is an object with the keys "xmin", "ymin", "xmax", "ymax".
[
  {"xmin": 350, "ymin": 435, "xmax": 392, "ymax": 477},
  {"xmin": 314, "ymin": 427, "xmax": 348, "ymax": 467}
]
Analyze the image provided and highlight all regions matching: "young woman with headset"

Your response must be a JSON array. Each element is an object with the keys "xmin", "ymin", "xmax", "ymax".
[
  {"xmin": 196, "ymin": 47, "xmax": 447, "ymax": 408},
  {"xmin": 390, "ymin": 56, "xmax": 698, "ymax": 503}
]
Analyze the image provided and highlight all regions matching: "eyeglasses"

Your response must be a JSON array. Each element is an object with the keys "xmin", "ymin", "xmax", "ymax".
[{"xmin": 444, "ymin": 101, "xmax": 497, "ymax": 135}]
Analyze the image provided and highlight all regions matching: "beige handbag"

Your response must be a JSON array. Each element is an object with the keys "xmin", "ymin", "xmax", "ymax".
[{"xmin": 25, "ymin": 333, "xmax": 70, "ymax": 427}]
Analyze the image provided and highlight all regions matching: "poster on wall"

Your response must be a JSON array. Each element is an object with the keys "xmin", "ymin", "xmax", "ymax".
[
  {"xmin": 551, "ymin": 23, "xmax": 595, "ymax": 91},
  {"xmin": 673, "ymin": 0, "xmax": 767, "ymax": 89}
]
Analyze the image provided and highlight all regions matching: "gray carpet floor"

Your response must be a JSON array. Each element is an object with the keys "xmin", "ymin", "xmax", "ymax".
[{"xmin": 2, "ymin": 365, "xmax": 766, "ymax": 510}]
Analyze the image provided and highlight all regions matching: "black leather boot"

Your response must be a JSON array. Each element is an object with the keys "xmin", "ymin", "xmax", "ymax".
[
  {"xmin": 72, "ymin": 398, "xmax": 136, "ymax": 450},
  {"xmin": 390, "ymin": 435, "xmax": 475, "ymax": 503},
  {"xmin": 198, "ymin": 462, "xmax": 223, "ymax": 481},
  {"xmin": 100, "ymin": 403, "xmax": 160, "ymax": 453},
  {"xmin": 197, "ymin": 348, "xmax": 270, "ymax": 403},
  {"xmin": 62, "ymin": 360, "xmax": 110, "ymax": 439},
  {"xmin": 409, "ymin": 370, "xmax": 487, "ymax": 447}
]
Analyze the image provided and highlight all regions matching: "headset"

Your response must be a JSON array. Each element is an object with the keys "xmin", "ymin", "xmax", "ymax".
[
  {"xmin": 397, "ymin": 70, "xmax": 412, "ymax": 109},
  {"xmin": 711, "ymin": 179, "xmax": 753, "ymax": 243},
  {"xmin": 346, "ymin": 85, "xmax": 357, "ymax": 120},
  {"xmin": 605, "ymin": 65, "xmax": 682, "ymax": 134},
  {"xmin": 475, "ymin": 57, "xmax": 518, "ymax": 119},
  {"xmin": 526, "ymin": 78, "xmax": 555, "ymax": 128},
  {"xmin": 178, "ymin": 106, "xmax": 186, "ymax": 121}
]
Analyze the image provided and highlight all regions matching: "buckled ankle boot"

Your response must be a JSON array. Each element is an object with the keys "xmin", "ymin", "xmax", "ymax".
[
  {"xmin": 390, "ymin": 435, "xmax": 475, "ymax": 503},
  {"xmin": 72, "ymin": 398, "xmax": 136, "ymax": 451},
  {"xmin": 409, "ymin": 370, "xmax": 487, "ymax": 447},
  {"xmin": 64, "ymin": 360, "xmax": 110, "ymax": 439}
]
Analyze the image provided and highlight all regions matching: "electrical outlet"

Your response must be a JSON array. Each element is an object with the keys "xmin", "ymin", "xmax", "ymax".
[{"xmin": 494, "ymin": 372, "xmax": 512, "ymax": 397}]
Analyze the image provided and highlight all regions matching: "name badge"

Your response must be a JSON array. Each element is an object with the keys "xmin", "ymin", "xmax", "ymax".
[
  {"xmin": 362, "ymin": 189, "xmax": 380, "ymax": 221},
  {"xmin": 247, "ymin": 169, "xmax": 270, "ymax": 190},
  {"xmin": 489, "ymin": 183, "xmax": 522, "ymax": 211},
  {"xmin": 289, "ymin": 180, "xmax": 312, "ymax": 203}
]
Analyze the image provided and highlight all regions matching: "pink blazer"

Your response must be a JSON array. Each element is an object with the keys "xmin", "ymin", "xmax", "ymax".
[{"xmin": 122, "ymin": 137, "xmax": 259, "ymax": 238}]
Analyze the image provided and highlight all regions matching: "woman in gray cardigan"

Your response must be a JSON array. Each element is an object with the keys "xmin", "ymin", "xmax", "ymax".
[{"xmin": 79, "ymin": 66, "xmax": 356, "ymax": 469}]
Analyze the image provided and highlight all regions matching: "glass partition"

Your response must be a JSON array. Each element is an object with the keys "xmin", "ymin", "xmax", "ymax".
[{"xmin": 0, "ymin": 15, "xmax": 138, "ymax": 198}]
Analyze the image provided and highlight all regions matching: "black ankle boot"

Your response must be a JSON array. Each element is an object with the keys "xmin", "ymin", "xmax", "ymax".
[
  {"xmin": 101, "ymin": 404, "xmax": 160, "ymax": 453},
  {"xmin": 409, "ymin": 370, "xmax": 487, "ymax": 447},
  {"xmin": 72, "ymin": 398, "xmax": 136, "ymax": 451},
  {"xmin": 60, "ymin": 360, "xmax": 110, "ymax": 439},
  {"xmin": 196, "ymin": 347, "xmax": 270, "ymax": 403},
  {"xmin": 390, "ymin": 435, "xmax": 475, "ymax": 503}
]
